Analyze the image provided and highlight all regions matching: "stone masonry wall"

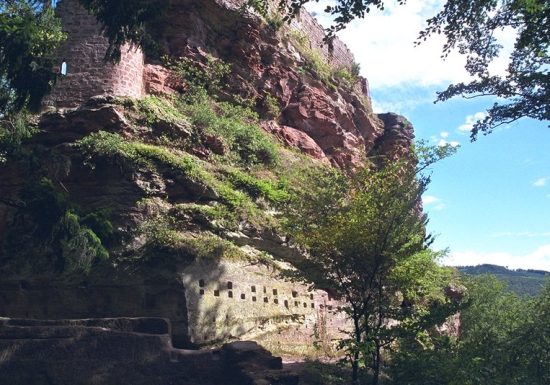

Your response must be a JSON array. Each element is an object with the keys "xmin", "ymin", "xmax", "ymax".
[
  {"xmin": 289, "ymin": 9, "xmax": 356, "ymax": 71},
  {"xmin": 45, "ymin": 0, "xmax": 144, "ymax": 108},
  {"xmin": 228, "ymin": 0, "xmax": 356, "ymax": 70},
  {"xmin": 182, "ymin": 260, "xmax": 349, "ymax": 356}
]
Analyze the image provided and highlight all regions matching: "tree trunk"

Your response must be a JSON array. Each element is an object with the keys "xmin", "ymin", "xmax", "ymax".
[
  {"xmin": 372, "ymin": 343, "xmax": 381, "ymax": 385},
  {"xmin": 352, "ymin": 315, "xmax": 361, "ymax": 385}
]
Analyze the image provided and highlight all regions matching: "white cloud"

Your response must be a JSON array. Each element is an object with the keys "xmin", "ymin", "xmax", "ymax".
[
  {"xmin": 444, "ymin": 244, "xmax": 550, "ymax": 271},
  {"xmin": 307, "ymin": 0, "xmax": 471, "ymax": 89},
  {"xmin": 533, "ymin": 177, "xmax": 548, "ymax": 187},
  {"xmin": 457, "ymin": 112, "xmax": 487, "ymax": 133},
  {"xmin": 437, "ymin": 138, "xmax": 460, "ymax": 147},
  {"xmin": 440, "ymin": 131, "xmax": 449, "ymax": 138},
  {"xmin": 422, "ymin": 195, "xmax": 446, "ymax": 210},
  {"xmin": 422, "ymin": 195, "xmax": 439, "ymax": 205}
]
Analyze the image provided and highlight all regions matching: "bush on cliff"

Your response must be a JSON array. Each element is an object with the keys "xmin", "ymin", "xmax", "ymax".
[{"xmin": 1, "ymin": 177, "xmax": 111, "ymax": 275}]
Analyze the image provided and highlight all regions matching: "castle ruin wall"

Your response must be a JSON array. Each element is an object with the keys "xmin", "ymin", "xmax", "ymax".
[
  {"xmin": 288, "ymin": 9, "xmax": 356, "ymax": 71},
  {"xmin": 182, "ymin": 260, "xmax": 349, "ymax": 355},
  {"xmin": 45, "ymin": 0, "xmax": 144, "ymax": 108}
]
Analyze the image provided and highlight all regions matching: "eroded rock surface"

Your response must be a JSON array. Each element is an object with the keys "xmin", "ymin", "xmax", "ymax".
[{"xmin": 0, "ymin": 317, "xmax": 297, "ymax": 385}]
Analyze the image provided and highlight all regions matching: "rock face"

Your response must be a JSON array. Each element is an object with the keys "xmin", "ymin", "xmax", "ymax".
[
  {"xmin": 0, "ymin": 0, "xmax": 419, "ymax": 377},
  {"xmin": 46, "ymin": 0, "xmax": 413, "ymax": 170},
  {"xmin": 0, "ymin": 317, "xmax": 298, "ymax": 385},
  {"xmin": 152, "ymin": 0, "xmax": 391, "ymax": 169}
]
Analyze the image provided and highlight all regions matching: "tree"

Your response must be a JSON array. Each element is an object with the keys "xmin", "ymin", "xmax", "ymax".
[
  {"xmin": 78, "ymin": 0, "xmax": 168, "ymax": 62},
  {"xmin": 284, "ymin": 154, "xmax": 456, "ymax": 384},
  {"xmin": 392, "ymin": 275, "xmax": 550, "ymax": 385},
  {"xmin": 419, "ymin": 0, "xmax": 550, "ymax": 139},
  {"xmin": 248, "ymin": 0, "xmax": 549, "ymax": 140},
  {"xmin": 0, "ymin": 0, "xmax": 65, "ymax": 114}
]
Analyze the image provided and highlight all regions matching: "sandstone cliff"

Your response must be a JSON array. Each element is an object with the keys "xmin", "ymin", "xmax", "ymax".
[{"xmin": 0, "ymin": 0, "xmax": 415, "ymax": 360}]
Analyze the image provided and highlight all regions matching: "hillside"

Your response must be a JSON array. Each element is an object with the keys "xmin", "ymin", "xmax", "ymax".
[
  {"xmin": 458, "ymin": 264, "xmax": 550, "ymax": 296},
  {"xmin": 0, "ymin": 2, "xmax": 418, "ymax": 382}
]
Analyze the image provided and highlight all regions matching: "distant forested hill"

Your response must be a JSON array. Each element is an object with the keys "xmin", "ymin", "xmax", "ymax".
[{"xmin": 458, "ymin": 264, "xmax": 550, "ymax": 296}]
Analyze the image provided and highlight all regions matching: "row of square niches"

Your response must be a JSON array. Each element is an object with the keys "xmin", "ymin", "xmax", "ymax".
[{"xmin": 197, "ymin": 280, "xmax": 333, "ymax": 310}]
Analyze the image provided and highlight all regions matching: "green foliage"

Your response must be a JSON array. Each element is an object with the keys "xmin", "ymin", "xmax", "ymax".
[
  {"xmin": 1, "ymin": 177, "xmax": 111, "ymax": 275},
  {"xmin": 184, "ymin": 98, "xmax": 278, "ymax": 166},
  {"xmin": 169, "ymin": 203, "xmax": 229, "ymax": 225},
  {"xmin": 420, "ymin": 0, "xmax": 550, "ymax": 138},
  {"xmin": 0, "ymin": 1, "xmax": 65, "ymax": 114},
  {"xmin": 225, "ymin": 169, "xmax": 290, "ymax": 203},
  {"xmin": 453, "ymin": 276, "xmax": 534, "ymax": 385},
  {"xmin": 414, "ymin": 139, "xmax": 459, "ymax": 174},
  {"xmin": 351, "ymin": 61, "xmax": 361, "ymax": 77},
  {"xmin": 77, "ymin": 131, "xmax": 275, "ymax": 229},
  {"xmin": 56, "ymin": 210, "xmax": 109, "ymax": 273},
  {"xmin": 78, "ymin": 131, "xmax": 201, "ymax": 178},
  {"xmin": 332, "ymin": 67, "xmax": 360, "ymax": 88},
  {"xmin": 266, "ymin": 11, "xmax": 285, "ymax": 30},
  {"xmin": 285, "ymin": 160, "xmax": 447, "ymax": 384},
  {"xmin": 299, "ymin": 361, "xmax": 350, "ymax": 385},
  {"xmin": 0, "ymin": 111, "xmax": 36, "ymax": 163},
  {"xmin": 288, "ymin": 30, "xmax": 336, "ymax": 89},
  {"xmin": 165, "ymin": 55, "xmax": 231, "ymax": 102},
  {"xmin": 458, "ymin": 263, "xmax": 550, "ymax": 296},
  {"xmin": 388, "ymin": 334, "xmax": 457, "ymax": 385},
  {"xmin": 263, "ymin": 93, "xmax": 281, "ymax": 119},
  {"xmin": 242, "ymin": 0, "xmax": 269, "ymax": 18},
  {"xmin": 390, "ymin": 275, "xmax": 550, "ymax": 385},
  {"xmin": 131, "ymin": 95, "xmax": 188, "ymax": 126},
  {"xmin": 139, "ymin": 213, "xmax": 247, "ymax": 262},
  {"xmin": 78, "ymin": 0, "xmax": 168, "ymax": 61}
]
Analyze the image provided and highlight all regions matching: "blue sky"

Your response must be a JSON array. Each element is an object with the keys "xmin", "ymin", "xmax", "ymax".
[{"xmin": 305, "ymin": 1, "xmax": 550, "ymax": 270}]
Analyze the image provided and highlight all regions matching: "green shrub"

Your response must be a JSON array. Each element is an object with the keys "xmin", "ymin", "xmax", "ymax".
[
  {"xmin": 78, "ymin": 131, "xmax": 201, "ymax": 178},
  {"xmin": 77, "ymin": 132, "xmax": 271, "ymax": 227},
  {"xmin": 56, "ymin": 211, "xmax": 109, "ymax": 273},
  {"xmin": 267, "ymin": 12, "xmax": 284, "ymax": 30},
  {"xmin": 181, "ymin": 234, "xmax": 246, "ymax": 261},
  {"xmin": 288, "ymin": 30, "xmax": 336, "ymax": 89},
  {"xmin": 184, "ymin": 98, "xmax": 279, "ymax": 166},
  {"xmin": 332, "ymin": 68, "xmax": 356, "ymax": 87},
  {"xmin": 225, "ymin": 169, "xmax": 289, "ymax": 203},
  {"xmin": 1, "ymin": 178, "xmax": 111, "ymax": 275},
  {"xmin": 0, "ymin": 112, "xmax": 37, "ymax": 163},
  {"xmin": 263, "ymin": 94, "xmax": 281, "ymax": 118},
  {"xmin": 141, "ymin": 215, "xmax": 246, "ymax": 261},
  {"xmin": 132, "ymin": 95, "xmax": 188, "ymax": 126},
  {"xmin": 351, "ymin": 61, "xmax": 361, "ymax": 77},
  {"xmin": 165, "ymin": 55, "xmax": 231, "ymax": 102}
]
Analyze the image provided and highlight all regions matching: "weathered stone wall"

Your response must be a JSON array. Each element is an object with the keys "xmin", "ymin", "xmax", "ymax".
[
  {"xmin": 0, "ymin": 280, "xmax": 191, "ymax": 348},
  {"xmin": 45, "ymin": 0, "xmax": 357, "ymax": 109},
  {"xmin": 0, "ymin": 318, "xmax": 297, "ymax": 385},
  {"xmin": 182, "ymin": 260, "xmax": 349, "ymax": 356},
  {"xmin": 288, "ymin": 9, "xmax": 356, "ymax": 71},
  {"xmin": 226, "ymin": 0, "xmax": 356, "ymax": 70},
  {"xmin": 45, "ymin": 0, "xmax": 144, "ymax": 108}
]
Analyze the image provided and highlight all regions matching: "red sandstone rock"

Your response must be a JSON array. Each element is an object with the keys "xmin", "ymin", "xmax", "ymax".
[
  {"xmin": 144, "ymin": 64, "xmax": 184, "ymax": 95},
  {"xmin": 204, "ymin": 134, "xmax": 228, "ymax": 155},
  {"xmin": 374, "ymin": 113, "xmax": 416, "ymax": 161},
  {"xmin": 262, "ymin": 121, "xmax": 328, "ymax": 163}
]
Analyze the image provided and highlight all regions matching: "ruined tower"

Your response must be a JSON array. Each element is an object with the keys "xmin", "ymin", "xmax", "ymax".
[{"xmin": 45, "ymin": 0, "xmax": 144, "ymax": 108}]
